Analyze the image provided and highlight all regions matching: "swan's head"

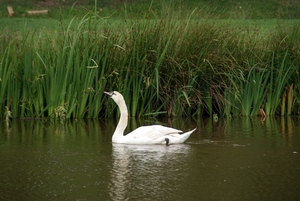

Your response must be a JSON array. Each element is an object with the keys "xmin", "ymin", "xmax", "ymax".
[{"xmin": 104, "ymin": 91, "xmax": 125, "ymax": 105}]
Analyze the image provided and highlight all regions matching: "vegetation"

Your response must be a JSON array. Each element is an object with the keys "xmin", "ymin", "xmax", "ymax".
[
  {"xmin": 0, "ymin": 1, "xmax": 300, "ymax": 119},
  {"xmin": 1, "ymin": 0, "xmax": 300, "ymax": 19}
]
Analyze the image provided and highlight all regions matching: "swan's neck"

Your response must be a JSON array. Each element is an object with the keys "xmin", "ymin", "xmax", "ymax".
[{"xmin": 112, "ymin": 99, "xmax": 128, "ymax": 142}]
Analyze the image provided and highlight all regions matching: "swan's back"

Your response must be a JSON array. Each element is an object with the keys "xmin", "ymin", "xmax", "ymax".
[{"xmin": 119, "ymin": 125, "xmax": 196, "ymax": 145}]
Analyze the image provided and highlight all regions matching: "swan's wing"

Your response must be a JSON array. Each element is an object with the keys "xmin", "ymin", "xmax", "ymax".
[
  {"xmin": 126, "ymin": 125, "xmax": 182, "ymax": 139},
  {"xmin": 122, "ymin": 125, "xmax": 196, "ymax": 144}
]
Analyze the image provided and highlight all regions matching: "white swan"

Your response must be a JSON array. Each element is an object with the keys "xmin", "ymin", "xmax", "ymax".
[{"xmin": 104, "ymin": 91, "xmax": 196, "ymax": 145}]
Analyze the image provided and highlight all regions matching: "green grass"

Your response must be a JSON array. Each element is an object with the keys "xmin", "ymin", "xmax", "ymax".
[
  {"xmin": 1, "ymin": 0, "xmax": 300, "ymax": 19},
  {"xmin": 0, "ymin": 1, "xmax": 300, "ymax": 119}
]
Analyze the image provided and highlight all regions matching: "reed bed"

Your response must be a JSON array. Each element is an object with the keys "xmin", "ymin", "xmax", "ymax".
[{"xmin": 0, "ymin": 14, "xmax": 300, "ymax": 119}]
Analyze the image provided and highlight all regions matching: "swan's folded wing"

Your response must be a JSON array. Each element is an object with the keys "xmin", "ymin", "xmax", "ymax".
[
  {"xmin": 150, "ymin": 125, "xmax": 183, "ymax": 135},
  {"xmin": 127, "ymin": 125, "xmax": 182, "ymax": 139}
]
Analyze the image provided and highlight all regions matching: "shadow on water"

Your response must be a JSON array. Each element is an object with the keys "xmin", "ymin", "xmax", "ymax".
[{"xmin": 0, "ymin": 116, "xmax": 300, "ymax": 200}]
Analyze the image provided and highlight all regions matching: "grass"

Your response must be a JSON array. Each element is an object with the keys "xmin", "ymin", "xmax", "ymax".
[
  {"xmin": 0, "ymin": 1, "xmax": 300, "ymax": 119},
  {"xmin": 1, "ymin": 0, "xmax": 300, "ymax": 19}
]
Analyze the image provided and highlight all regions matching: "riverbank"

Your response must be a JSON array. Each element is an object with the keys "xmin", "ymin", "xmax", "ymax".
[
  {"xmin": 1, "ymin": 0, "xmax": 300, "ymax": 19},
  {"xmin": 0, "ymin": 1, "xmax": 300, "ymax": 119}
]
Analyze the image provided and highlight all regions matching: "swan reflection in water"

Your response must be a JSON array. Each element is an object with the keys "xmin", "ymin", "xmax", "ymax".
[{"xmin": 109, "ymin": 144, "xmax": 191, "ymax": 200}]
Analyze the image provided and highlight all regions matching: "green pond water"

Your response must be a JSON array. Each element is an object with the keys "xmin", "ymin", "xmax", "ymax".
[{"xmin": 0, "ymin": 117, "xmax": 300, "ymax": 201}]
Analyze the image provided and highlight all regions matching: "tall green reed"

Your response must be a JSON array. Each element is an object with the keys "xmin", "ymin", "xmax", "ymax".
[
  {"xmin": 264, "ymin": 51, "xmax": 295, "ymax": 115},
  {"xmin": 1, "ymin": 7, "xmax": 300, "ymax": 119},
  {"xmin": 224, "ymin": 64, "xmax": 270, "ymax": 116},
  {"xmin": 1, "ymin": 14, "xmax": 109, "ymax": 119}
]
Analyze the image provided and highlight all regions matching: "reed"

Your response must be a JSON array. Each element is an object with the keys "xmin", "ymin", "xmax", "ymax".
[
  {"xmin": 0, "ymin": 7, "xmax": 300, "ymax": 119},
  {"xmin": 264, "ymin": 51, "xmax": 295, "ymax": 115},
  {"xmin": 287, "ymin": 84, "xmax": 295, "ymax": 115},
  {"xmin": 224, "ymin": 64, "xmax": 270, "ymax": 116}
]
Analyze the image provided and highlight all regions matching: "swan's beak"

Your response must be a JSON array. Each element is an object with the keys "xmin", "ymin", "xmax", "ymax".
[{"xmin": 104, "ymin": 91, "xmax": 114, "ymax": 97}]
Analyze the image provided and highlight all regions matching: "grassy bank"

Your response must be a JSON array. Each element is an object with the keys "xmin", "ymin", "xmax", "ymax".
[
  {"xmin": 1, "ymin": 13, "xmax": 300, "ymax": 119},
  {"xmin": 0, "ymin": 2, "xmax": 300, "ymax": 119},
  {"xmin": 1, "ymin": 0, "xmax": 300, "ymax": 19}
]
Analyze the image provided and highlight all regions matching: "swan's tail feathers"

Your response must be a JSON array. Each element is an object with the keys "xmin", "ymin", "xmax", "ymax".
[
  {"xmin": 188, "ymin": 128, "xmax": 197, "ymax": 134},
  {"xmin": 185, "ymin": 128, "xmax": 197, "ymax": 136},
  {"xmin": 177, "ymin": 128, "xmax": 197, "ymax": 143}
]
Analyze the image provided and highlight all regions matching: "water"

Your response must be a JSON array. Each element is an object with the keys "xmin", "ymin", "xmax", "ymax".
[{"xmin": 0, "ymin": 117, "xmax": 300, "ymax": 201}]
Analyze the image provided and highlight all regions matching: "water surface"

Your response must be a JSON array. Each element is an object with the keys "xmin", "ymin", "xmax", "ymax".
[{"xmin": 0, "ymin": 117, "xmax": 300, "ymax": 200}]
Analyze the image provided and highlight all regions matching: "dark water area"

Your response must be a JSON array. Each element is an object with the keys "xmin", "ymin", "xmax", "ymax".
[{"xmin": 0, "ymin": 117, "xmax": 300, "ymax": 201}]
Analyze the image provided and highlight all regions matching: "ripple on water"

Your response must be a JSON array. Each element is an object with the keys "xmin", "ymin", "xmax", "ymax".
[{"xmin": 187, "ymin": 140, "xmax": 250, "ymax": 147}]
